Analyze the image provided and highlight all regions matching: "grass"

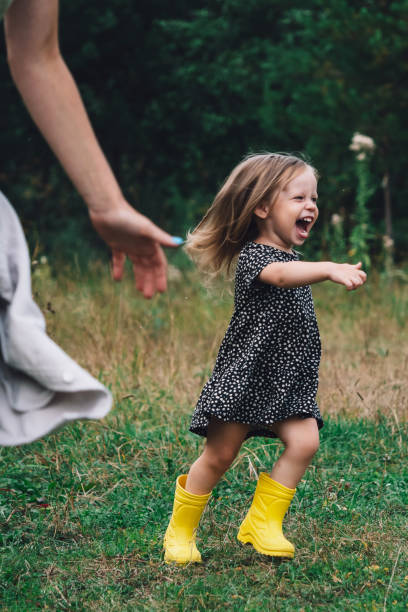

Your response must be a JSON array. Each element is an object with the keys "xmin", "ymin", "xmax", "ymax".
[{"xmin": 0, "ymin": 258, "xmax": 407, "ymax": 611}]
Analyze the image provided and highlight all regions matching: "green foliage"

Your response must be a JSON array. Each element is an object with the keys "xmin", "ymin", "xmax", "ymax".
[
  {"xmin": 328, "ymin": 214, "xmax": 347, "ymax": 263},
  {"xmin": 349, "ymin": 157, "xmax": 377, "ymax": 270},
  {"xmin": 0, "ymin": 0, "xmax": 407, "ymax": 263}
]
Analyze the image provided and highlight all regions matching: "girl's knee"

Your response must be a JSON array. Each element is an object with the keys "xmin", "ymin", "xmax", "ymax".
[
  {"xmin": 303, "ymin": 436, "xmax": 320, "ymax": 458},
  {"xmin": 285, "ymin": 433, "xmax": 320, "ymax": 460},
  {"xmin": 203, "ymin": 444, "xmax": 238, "ymax": 473},
  {"xmin": 277, "ymin": 418, "xmax": 320, "ymax": 460}
]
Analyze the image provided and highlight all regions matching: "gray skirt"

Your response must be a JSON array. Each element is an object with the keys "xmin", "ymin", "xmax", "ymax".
[{"xmin": 0, "ymin": 192, "xmax": 111, "ymax": 446}]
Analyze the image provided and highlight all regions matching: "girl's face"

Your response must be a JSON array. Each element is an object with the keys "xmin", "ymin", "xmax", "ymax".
[{"xmin": 254, "ymin": 166, "xmax": 319, "ymax": 251}]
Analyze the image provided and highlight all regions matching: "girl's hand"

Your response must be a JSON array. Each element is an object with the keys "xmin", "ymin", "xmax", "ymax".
[{"xmin": 328, "ymin": 262, "xmax": 367, "ymax": 291}]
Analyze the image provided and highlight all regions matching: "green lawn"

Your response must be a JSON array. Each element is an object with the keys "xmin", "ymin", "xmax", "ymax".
[
  {"xmin": 1, "ymin": 413, "xmax": 407, "ymax": 611},
  {"xmin": 1, "ymin": 264, "xmax": 407, "ymax": 610}
]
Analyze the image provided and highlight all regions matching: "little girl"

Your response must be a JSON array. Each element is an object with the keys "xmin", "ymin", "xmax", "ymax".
[{"xmin": 164, "ymin": 153, "xmax": 366, "ymax": 563}]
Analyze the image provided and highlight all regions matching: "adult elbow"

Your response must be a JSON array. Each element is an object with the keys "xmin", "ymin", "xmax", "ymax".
[
  {"xmin": 4, "ymin": 0, "xmax": 61, "ymax": 82},
  {"xmin": 6, "ymin": 32, "xmax": 60, "ymax": 84},
  {"xmin": 7, "ymin": 45, "xmax": 61, "ymax": 91},
  {"xmin": 6, "ymin": 47, "xmax": 26, "ymax": 84}
]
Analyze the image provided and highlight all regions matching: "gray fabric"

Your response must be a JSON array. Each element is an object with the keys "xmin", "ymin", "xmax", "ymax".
[
  {"xmin": 0, "ymin": 191, "xmax": 112, "ymax": 446},
  {"xmin": 0, "ymin": 0, "xmax": 13, "ymax": 20}
]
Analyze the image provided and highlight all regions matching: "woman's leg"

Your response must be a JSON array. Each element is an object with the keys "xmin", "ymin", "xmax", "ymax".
[
  {"xmin": 270, "ymin": 417, "xmax": 320, "ymax": 488},
  {"xmin": 186, "ymin": 418, "xmax": 251, "ymax": 495}
]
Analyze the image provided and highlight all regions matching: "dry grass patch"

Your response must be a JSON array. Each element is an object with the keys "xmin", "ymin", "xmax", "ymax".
[{"xmin": 33, "ymin": 263, "xmax": 408, "ymax": 426}]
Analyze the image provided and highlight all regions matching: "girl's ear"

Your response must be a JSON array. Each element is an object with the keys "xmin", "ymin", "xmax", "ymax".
[{"xmin": 253, "ymin": 202, "xmax": 271, "ymax": 219}]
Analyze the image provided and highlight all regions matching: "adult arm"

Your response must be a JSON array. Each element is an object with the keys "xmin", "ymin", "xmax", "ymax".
[
  {"xmin": 4, "ymin": 0, "xmax": 178, "ymax": 298},
  {"xmin": 259, "ymin": 261, "xmax": 367, "ymax": 291}
]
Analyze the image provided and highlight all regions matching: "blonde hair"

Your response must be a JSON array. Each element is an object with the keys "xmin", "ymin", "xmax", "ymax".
[{"xmin": 185, "ymin": 152, "xmax": 317, "ymax": 276}]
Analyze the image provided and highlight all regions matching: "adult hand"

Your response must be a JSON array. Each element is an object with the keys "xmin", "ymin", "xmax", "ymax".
[
  {"xmin": 89, "ymin": 200, "xmax": 180, "ymax": 299},
  {"xmin": 5, "ymin": 0, "xmax": 183, "ymax": 299}
]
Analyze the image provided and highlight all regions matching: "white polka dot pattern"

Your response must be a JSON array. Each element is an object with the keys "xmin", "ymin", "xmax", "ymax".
[{"xmin": 190, "ymin": 242, "xmax": 323, "ymax": 439}]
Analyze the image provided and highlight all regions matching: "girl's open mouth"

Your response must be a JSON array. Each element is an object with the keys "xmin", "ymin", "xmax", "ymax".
[{"xmin": 295, "ymin": 217, "xmax": 313, "ymax": 239}]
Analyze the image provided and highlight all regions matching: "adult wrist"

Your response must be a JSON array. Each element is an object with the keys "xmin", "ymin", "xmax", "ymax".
[{"xmin": 86, "ymin": 191, "xmax": 127, "ymax": 216}]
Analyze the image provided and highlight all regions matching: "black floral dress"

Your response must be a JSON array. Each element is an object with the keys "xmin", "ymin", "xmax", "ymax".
[{"xmin": 190, "ymin": 241, "xmax": 323, "ymax": 439}]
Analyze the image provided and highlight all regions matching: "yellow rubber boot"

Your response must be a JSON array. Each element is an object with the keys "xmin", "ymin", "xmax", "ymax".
[
  {"xmin": 164, "ymin": 475, "xmax": 211, "ymax": 564},
  {"xmin": 237, "ymin": 472, "xmax": 296, "ymax": 558}
]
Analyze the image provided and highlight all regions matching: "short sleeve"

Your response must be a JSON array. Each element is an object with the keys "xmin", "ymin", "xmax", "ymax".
[{"xmin": 236, "ymin": 242, "xmax": 297, "ymax": 290}]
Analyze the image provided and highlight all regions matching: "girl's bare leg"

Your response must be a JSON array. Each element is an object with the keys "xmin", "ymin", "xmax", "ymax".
[
  {"xmin": 269, "ymin": 417, "xmax": 320, "ymax": 488},
  {"xmin": 186, "ymin": 418, "xmax": 251, "ymax": 495}
]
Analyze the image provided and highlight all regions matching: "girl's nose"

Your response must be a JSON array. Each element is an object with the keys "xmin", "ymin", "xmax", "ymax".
[{"xmin": 305, "ymin": 199, "xmax": 317, "ymax": 210}]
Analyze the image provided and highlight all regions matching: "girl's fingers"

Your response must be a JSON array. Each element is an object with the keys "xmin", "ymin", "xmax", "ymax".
[
  {"xmin": 346, "ymin": 277, "xmax": 359, "ymax": 290},
  {"xmin": 343, "ymin": 267, "xmax": 367, "ymax": 290},
  {"xmin": 353, "ymin": 275, "xmax": 365, "ymax": 288}
]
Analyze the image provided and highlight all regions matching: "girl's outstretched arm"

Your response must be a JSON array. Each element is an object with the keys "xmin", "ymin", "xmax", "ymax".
[{"xmin": 259, "ymin": 261, "xmax": 367, "ymax": 291}]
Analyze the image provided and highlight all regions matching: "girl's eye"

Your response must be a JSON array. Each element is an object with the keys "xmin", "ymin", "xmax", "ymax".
[{"xmin": 294, "ymin": 196, "xmax": 304, "ymax": 200}]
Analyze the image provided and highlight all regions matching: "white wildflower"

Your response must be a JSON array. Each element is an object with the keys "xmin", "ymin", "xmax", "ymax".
[
  {"xmin": 331, "ymin": 213, "xmax": 342, "ymax": 226},
  {"xmin": 357, "ymin": 152, "xmax": 366, "ymax": 161},
  {"xmin": 382, "ymin": 235, "xmax": 394, "ymax": 250},
  {"xmin": 349, "ymin": 132, "xmax": 376, "ymax": 153},
  {"xmin": 40, "ymin": 255, "xmax": 48, "ymax": 265}
]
